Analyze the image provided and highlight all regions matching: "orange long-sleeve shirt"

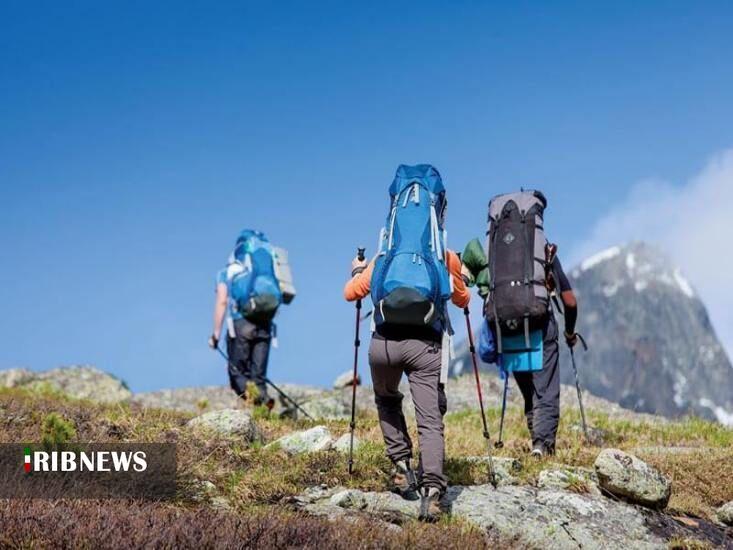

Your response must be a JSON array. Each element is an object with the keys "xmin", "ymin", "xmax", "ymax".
[{"xmin": 343, "ymin": 250, "xmax": 470, "ymax": 309}]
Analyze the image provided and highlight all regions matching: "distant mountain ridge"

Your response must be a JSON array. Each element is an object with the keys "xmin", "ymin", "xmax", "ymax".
[{"xmin": 451, "ymin": 241, "xmax": 733, "ymax": 425}]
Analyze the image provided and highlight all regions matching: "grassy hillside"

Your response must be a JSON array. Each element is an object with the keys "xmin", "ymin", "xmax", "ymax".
[{"xmin": 1, "ymin": 385, "xmax": 732, "ymax": 548}]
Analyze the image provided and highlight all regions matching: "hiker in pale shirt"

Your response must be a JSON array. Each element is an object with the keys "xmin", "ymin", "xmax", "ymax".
[{"xmin": 210, "ymin": 230, "xmax": 295, "ymax": 409}]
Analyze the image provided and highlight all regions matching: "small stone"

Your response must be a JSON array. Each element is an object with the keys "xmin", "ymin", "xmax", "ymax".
[
  {"xmin": 210, "ymin": 496, "xmax": 232, "ymax": 511},
  {"xmin": 594, "ymin": 448, "xmax": 671, "ymax": 509},
  {"xmin": 333, "ymin": 433, "xmax": 361, "ymax": 453},
  {"xmin": 267, "ymin": 426, "xmax": 334, "ymax": 454},
  {"xmin": 333, "ymin": 370, "xmax": 360, "ymax": 389},
  {"xmin": 717, "ymin": 501, "xmax": 733, "ymax": 526},
  {"xmin": 187, "ymin": 409, "xmax": 261, "ymax": 442},
  {"xmin": 189, "ymin": 480, "xmax": 217, "ymax": 503}
]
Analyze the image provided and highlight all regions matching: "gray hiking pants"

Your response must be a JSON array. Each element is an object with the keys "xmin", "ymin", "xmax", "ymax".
[
  {"xmin": 368, "ymin": 336, "xmax": 447, "ymax": 492},
  {"xmin": 513, "ymin": 315, "xmax": 560, "ymax": 453}
]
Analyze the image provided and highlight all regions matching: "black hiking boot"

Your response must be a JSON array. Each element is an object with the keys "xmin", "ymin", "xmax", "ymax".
[
  {"xmin": 390, "ymin": 459, "xmax": 419, "ymax": 501},
  {"xmin": 418, "ymin": 486, "xmax": 443, "ymax": 523}
]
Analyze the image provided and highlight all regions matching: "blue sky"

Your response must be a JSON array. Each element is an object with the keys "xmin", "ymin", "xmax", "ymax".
[{"xmin": 2, "ymin": 1, "xmax": 732, "ymax": 391}]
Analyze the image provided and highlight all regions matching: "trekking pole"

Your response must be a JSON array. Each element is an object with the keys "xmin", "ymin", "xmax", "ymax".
[
  {"xmin": 569, "ymin": 333, "xmax": 589, "ymax": 442},
  {"xmin": 348, "ymin": 247, "xmax": 366, "ymax": 475},
  {"xmin": 214, "ymin": 347, "xmax": 314, "ymax": 421},
  {"xmin": 495, "ymin": 358, "xmax": 508, "ymax": 449},
  {"xmin": 464, "ymin": 307, "xmax": 498, "ymax": 488}
]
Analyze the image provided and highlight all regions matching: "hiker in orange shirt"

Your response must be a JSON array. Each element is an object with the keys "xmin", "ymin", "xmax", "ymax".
[{"xmin": 343, "ymin": 164, "xmax": 469, "ymax": 522}]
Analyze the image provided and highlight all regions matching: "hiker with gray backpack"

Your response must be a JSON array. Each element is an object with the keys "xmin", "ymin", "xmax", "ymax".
[
  {"xmin": 464, "ymin": 190, "xmax": 579, "ymax": 457},
  {"xmin": 343, "ymin": 164, "xmax": 470, "ymax": 522},
  {"xmin": 209, "ymin": 229, "xmax": 296, "ymax": 408}
]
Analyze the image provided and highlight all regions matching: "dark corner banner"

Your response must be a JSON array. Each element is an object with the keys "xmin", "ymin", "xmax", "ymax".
[{"xmin": 0, "ymin": 443, "xmax": 176, "ymax": 500}]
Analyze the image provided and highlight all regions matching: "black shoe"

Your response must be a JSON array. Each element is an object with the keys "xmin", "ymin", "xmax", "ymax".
[
  {"xmin": 418, "ymin": 487, "xmax": 443, "ymax": 523},
  {"xmin": 390, "ymin": 459, "xmax": 420, "ymax": 501}
]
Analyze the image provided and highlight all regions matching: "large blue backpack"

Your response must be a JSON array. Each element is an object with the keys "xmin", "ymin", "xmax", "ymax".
[
  {"xmin": 371, "ymin": 164, "xmax": 452, "ymax": 328},
  {"xmin": 228, "ymin": 230, "xmax": 282, "ymax": 323}
]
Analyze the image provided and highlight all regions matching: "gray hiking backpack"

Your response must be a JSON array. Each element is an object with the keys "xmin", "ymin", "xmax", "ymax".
[{"xmin": 484, "ymin": 190, "xmax": 550, "ymax": 349}]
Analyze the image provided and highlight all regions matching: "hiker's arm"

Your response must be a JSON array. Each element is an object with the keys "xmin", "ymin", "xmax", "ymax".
[
  {"xmin": 552, "ymin": 256, "xmax": 578, "ymax": 341},
  {"xmin": 446, "ymin": 250, "xmax": 470, "ymax": 308},
  {"xmin": 344, "ymin": 259, "xmax": 374, "ymax": 302},
  {"xmin": 561, "ymin": 290, "xmax": 578, "ymax": 336},
  {"xmin": 212, "ymin": 283, "xmax": 228, "ymax": 341}
]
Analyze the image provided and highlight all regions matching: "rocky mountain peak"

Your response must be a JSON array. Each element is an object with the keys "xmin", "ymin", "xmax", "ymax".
[
  {"xmin": 570, "ymin": 242, "xmax": 697, "ymax": 301},
  {"xmin": 566, "ymin": 241, "xmax": 732, "ymax": 424}
]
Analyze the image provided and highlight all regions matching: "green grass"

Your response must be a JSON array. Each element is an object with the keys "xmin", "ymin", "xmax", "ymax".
[{"xmin": 1, "ymin": 386, "xmax": 732, "ymax": 522}]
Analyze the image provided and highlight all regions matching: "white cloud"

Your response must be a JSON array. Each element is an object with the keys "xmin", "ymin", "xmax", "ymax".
[{"xmin": 570, "ymin": 148, "xmax": 733, "ymax": 360}]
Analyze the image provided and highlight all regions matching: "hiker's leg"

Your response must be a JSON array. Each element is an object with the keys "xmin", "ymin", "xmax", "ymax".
[
  {"xmin": 250, "ymin": 336, "xmax": 271, "ymax": 403},
  {"xmin": 404, "ymin": 339, "xmax": 446, "ymax": 493},
  {"xmin": 513, "ymin": 371, "xmax": 535, "ymax": 434},
  {"xmin": 531, "ymin": 317, "xmax": 561, "ymax": 453},
  {"xmin": 226, "ymin": 330, "xmax": 249, "ymax": 397},
  {"xmin": 417, "ymin": 381, "xmax": 447, "ymax": 481},
  {"xmin": 369, "ymin": 337, "xmax": 412, "ymax": 462}
]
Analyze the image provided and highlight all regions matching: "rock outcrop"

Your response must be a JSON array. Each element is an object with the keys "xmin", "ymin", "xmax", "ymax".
[
  {"xmin": 292, "ymin": 484, "xmax": 670, "ymax": 549},
  {"xmin": 537, "ymin": 465, "xmax": 601, "ymax": 495},
  {"xmin": 0, "ymin": 366, "xmax": 131, "ymax": 404},
  {"xmin": 594, "ymin": 449, "xmax": 671, "ymax": 509}
]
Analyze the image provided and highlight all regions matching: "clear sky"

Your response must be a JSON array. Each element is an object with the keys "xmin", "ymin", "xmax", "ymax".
[{"xmin": 2, "ymin": 1, "xmax": 732, "ymax": 391}]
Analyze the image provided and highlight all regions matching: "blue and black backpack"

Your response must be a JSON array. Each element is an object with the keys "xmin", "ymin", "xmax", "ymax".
[
  {"xmin": 370, "ymin": 164, "xmax": 452, "ymax": 329},
  {"xmin": 228, "ymin": 230, "xmax": 282, "ymax": 323}
]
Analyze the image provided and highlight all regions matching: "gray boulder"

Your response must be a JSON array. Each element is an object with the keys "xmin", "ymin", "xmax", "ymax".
[
  {"xmin": 267, "ymin": 426, "xmax": 334, "ymax": 454},
  {"xmin": 594, "ymin": 448, "xmax": 671, "ymax": 509},
  {"xmin": 717, "ymin": 501, "xmax": 733, "ymax": 526},
  {"xmin": 187, "ymin": 409, "xmax": 261, "ymax": 442},
  {"xmin": 333, "ymin": 433, "xmax": 362, "ymax": 454},
  {"xmin": 333, "ymin": 370, "xmax": 360, "ymax": 389},
  {"xmin": 301, "ymin": 395, "xmax": 350, "ymax": 420}
]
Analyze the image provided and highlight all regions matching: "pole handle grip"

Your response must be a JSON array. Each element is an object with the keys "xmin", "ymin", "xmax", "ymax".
[{"xmin": 357, "ymin": 247, "xmax": 366, "ymax": 261}]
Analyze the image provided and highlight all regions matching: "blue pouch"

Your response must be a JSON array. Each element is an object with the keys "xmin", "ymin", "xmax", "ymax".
[
  {"xmin": 478, "ymin": 319, "xmax": 498, "ymax": 364},
  {"xmin": 501, "ymin": 330, "xmax": 544, "ymax": 372}
]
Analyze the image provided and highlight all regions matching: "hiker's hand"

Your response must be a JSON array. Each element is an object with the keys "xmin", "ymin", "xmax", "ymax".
[
  {"xmin": 351, "ymin": 256, "xmax": 368, "ymax": 276},
  {"xmin": 208, "ymin": 334, "xmax": 219, "ymax": 350},
  {"xmin": 564, "ymin": 331, "xmax": 577, "ymax": 348},
  {"xmin": 461, "ymin": 263, "xmax": 475, "ymax": 287}
]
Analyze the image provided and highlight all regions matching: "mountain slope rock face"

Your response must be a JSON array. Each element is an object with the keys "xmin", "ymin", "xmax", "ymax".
[
  {"xmin": 563, "ymin": 242, "xmax": 733, "ymax": 424},
  {"xmin": 450, "ymin": 242, "xmax": 733, "ymax": 425}
]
